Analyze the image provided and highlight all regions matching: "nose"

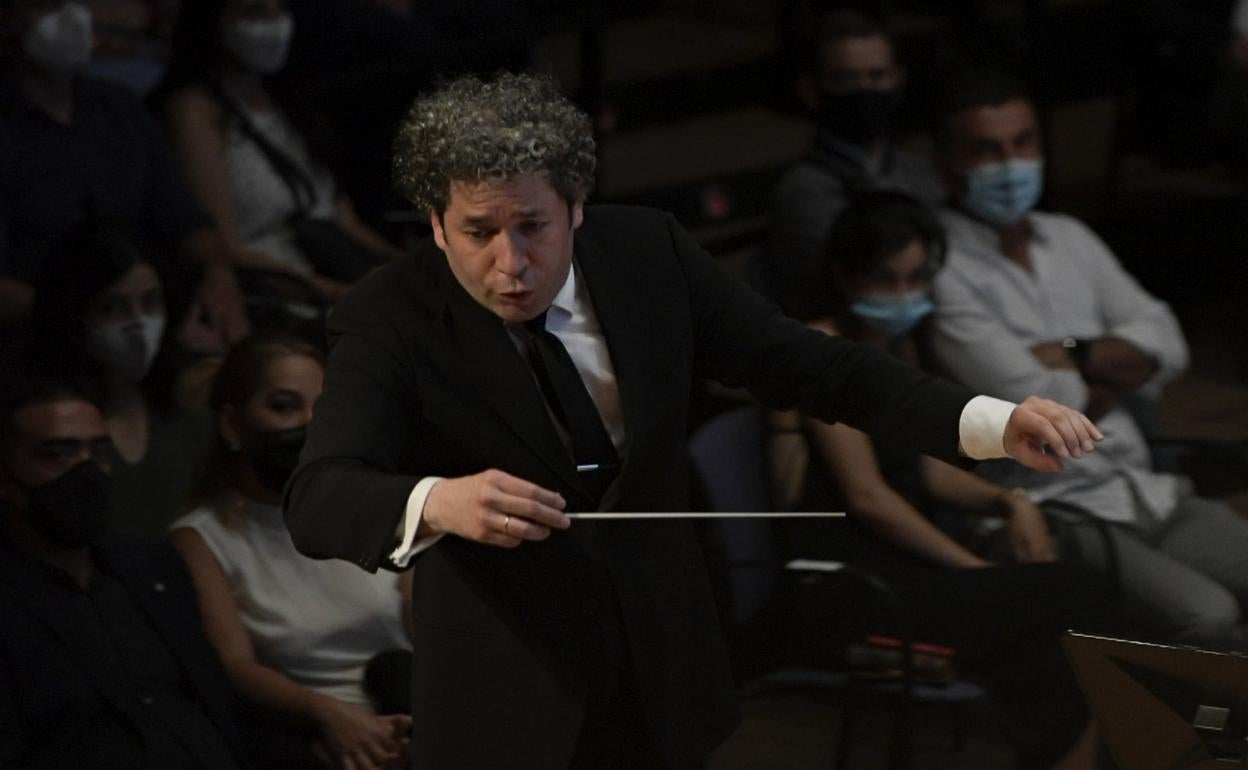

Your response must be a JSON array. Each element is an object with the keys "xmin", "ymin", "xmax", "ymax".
[{"xmin": 494, "ymin": 229, "xmax": 529, "ymax": 278}]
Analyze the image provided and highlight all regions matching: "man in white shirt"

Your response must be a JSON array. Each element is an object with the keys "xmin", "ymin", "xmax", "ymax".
[
  {"xmin": 285, "ymin": 71, "xmax": 1102, "ymax": 770},
  {"xmin": 930, "ymin": 69, "xmax": 1248, "ymax": 651}
]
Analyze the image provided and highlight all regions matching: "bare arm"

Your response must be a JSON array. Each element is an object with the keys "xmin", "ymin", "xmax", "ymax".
[
  {"xmin": 163, "ymin": 89, "xmax": 244, "ymax": 248},
  {"xmin": 1081, "ymin": 336, "xmax": 1159, "ymax": 391},
  {"xmin": 919, "ymin": 456, "xmax": 1056, "ymax": 563},
  {"xmin": 171, "ymin": 527, "xmax": 407, "ymax": 769},
  {"xmin": 806, "ymin": 417, "xmax": 988, "ymax": 569}
]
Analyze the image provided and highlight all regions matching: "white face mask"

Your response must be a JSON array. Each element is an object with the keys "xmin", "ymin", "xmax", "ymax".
[
  {"xmin": 23, "ymin": 2, "xmax": 94, "ymax": 74},
  {"xmin": 86, "ymin": 314, "xmax": 166, "ymax": 383},
  {"xmin": 222, "ymin": 13, "xmax": 294, "ymax": 75}
]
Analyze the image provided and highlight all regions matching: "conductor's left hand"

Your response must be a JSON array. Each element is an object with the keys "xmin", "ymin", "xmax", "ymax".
[{"xmin": 1003, "ymin": 396, "xmax": 1103, "ymax": 472}]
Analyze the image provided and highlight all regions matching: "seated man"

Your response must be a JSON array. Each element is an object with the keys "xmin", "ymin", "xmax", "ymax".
[
  {"xmin": 0, "ymin": 379, "xmax": 245, "ymax": 770},
  {"xmin": 0, "ymin": 0, "xmax": 246, "ymax": 345},
  {"xmin": 750, "ymin": 9, "xmax": 944, "ymax": 319},
  {"xmin": 929, "ymin": 70, "xmax": 1248, "ymax": 650}
]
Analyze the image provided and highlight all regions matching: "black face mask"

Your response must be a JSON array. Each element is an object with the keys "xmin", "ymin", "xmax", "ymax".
[
  {"xmin": 23, "ymin": 461, "xmax": 112, "ymax": 549},
  {"xmin": 248, "ymin": 426, "xmax": 307, "ymax": 495},
  {"xmin": 817, "ymin": 88, "xmax": 904, "ymax": 145}
]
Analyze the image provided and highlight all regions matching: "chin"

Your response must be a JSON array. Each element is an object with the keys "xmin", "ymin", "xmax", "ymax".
[{"xmin": 490, "ymin": 303, "xmax": 541, "ymax": 323}]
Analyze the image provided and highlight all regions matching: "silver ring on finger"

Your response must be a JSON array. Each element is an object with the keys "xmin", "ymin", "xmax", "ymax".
[{"xmin": 503, "ymin": 514, "xmax": 511, "ymax": 535}]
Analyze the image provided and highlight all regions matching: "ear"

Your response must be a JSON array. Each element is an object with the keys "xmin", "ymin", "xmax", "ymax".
[
  {"xmin": 218, "ymin": 405, "xmax": 243, "ymax": 453},
  {"xmin": 430, "ymin": 209, "xmax": 448, "ymax": 252},
  {"xmin": 570, "ymin": 199, "xmax": 585, "ymax": 230}
]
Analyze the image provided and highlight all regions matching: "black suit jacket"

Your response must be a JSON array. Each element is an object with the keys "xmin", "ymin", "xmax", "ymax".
[
  {"xmin": 0, "ymin": 535, "xmax": 243, "ymax": 770},
  {"xmin": 285, "ymin": 205, "xmax": 974, "ymax": 769}
]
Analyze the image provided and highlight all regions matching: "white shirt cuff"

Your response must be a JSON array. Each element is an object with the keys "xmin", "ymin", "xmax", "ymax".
[
  {"xmin": 957, "ymin": 395, "xmax": 1017, "ymax": 460},
  {"xmin": 389, "ymin": 477, "xmax": 445, "ymax": 568}
]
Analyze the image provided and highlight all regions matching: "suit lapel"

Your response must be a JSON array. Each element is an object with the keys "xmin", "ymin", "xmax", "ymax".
[
  {"xmin": 428, "ymin": 255, "xmax": 590, "ymax": 499},
  {"xmin": 572, "ymin": 227, "xmax": 659, "ymax": 510}
]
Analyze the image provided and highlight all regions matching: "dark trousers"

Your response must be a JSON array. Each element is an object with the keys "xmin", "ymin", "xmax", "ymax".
[{"xmin": 779, "ymin": 519, "xmax": 1110, "ymax": 767}]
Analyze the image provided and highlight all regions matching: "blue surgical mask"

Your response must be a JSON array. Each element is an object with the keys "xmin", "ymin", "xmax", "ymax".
[
  {"xmin": 850, "ymin": 291, "xmax": 933, "ymax": 337},
  {"xmin": 961, "ymin": 158, "xmax": 1044, "ymax": 226}
]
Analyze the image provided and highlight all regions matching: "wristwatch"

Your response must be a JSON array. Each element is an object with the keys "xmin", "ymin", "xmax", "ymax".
[{"xmin": 1061, "ymin": 336, "xmax": 1091, "ymax": 368}]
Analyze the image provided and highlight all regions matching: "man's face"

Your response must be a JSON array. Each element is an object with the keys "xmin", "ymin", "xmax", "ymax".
[
  {"xmin": 431, "ymin": 173, "xmax": 584, "ymax": 323},
  {"xmin": 817, "ymin": 34, "xmax": 902, "ymax": 96},
  {"xmin": 941, "ymin": 98, "xmax": 1042, "ymax": 193},
  {"xmin": 0, "ymin": 399, "xmax": 113, "ymax": 510}
]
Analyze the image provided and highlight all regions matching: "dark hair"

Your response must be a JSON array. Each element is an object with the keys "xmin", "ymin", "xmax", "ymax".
[
  {"xmin": 0, "ymin": 377, "xmax": 103, "ymax": 457},
  {"xmin": 936, "ymin": 69, "xmax": 1031, "ymax": 140},
  {"xmin": 392, "ymin": 72, "xmax": 596, "ymax": 214},
  {"xmin": 27, "ymin": 221, "xmax": 160, "ymax": 378},
  {"xmin": 806, "ymin": 9, "xmax": 891, "ymax": 73},
  {"xmin": 208, "ymin": 331, "xmax": 326, "ymax": 414},
  {"xmin": 809, "ymin": 190, "xmax": 946, "ymax": 321},
  {"xmin": 193, "ymin": 331, "xmax": 325, "ymax": 505}
]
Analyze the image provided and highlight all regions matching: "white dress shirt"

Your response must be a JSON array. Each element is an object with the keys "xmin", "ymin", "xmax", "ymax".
[
  {"xmin": 931, "ymin": 209, "xmax": 1189, "ymax": 528},
  {"xmin": 390, "ymin": 258, "xmax": 1017, "ymax": 567}
]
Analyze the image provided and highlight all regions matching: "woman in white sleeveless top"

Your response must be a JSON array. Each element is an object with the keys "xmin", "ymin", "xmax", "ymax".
[{"xmin": 172, "ymin": 333, "xmax": 412, "ymax": 770}]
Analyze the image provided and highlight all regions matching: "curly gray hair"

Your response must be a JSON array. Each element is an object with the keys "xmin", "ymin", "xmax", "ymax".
[{"xmin": 392, "ymin": 72, "xmax": 597, "ymax": 213}]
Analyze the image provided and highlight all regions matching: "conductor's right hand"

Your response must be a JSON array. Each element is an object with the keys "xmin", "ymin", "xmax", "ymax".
[{"xmin": 422, "ymin": 469, "xmax": 570, "ymax": 548}]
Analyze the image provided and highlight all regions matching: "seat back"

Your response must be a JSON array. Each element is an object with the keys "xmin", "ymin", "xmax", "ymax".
[{"xmin": 688, "ymin": 404, "xmax": 779, "ymax": 627}]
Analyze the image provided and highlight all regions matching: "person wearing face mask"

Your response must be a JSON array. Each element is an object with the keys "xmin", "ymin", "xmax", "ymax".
[
  {"xmin": 26, "ymin": 223, "xmax": 217, "ymax": 538},
  {"xmin": 0, "ymin": 0, "xmax": 249, "ymax": 354},
  {"xmin": 764, "ymin": 190, "xmax": 1106, "ymax": 770},
  {"xmin": 929, "ymin": 70, "xmax": 1248, "ymax": 654},
  {"xmin": 749, "ymin": 9, "xmax": 944, "ymax": 321},
  {"xmin": 171, "ymin": 333, "xmax": 414, "ymax": 770},
  {"xmin": 0, "ymin": 379, "xmax": 248, "ymax": 770},
  {"xmin": 153, "ymin": 0, "xmax": 404, "ymax": 307}
]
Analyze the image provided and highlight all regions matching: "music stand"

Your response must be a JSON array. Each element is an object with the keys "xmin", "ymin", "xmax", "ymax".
[{"xmin": 1063, "ymin": 632, "xmax": 1248, "ymax": 769}]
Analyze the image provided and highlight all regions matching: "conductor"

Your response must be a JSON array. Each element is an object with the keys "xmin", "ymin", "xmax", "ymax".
[{"xmin": 284, "ymin": 72, "xmax": 1102, "ymax": 770}]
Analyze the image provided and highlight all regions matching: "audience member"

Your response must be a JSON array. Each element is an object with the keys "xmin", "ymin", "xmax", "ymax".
[
  {"xmin": 26, "ymin": 223, "xmax": 215, "ymax": 537},
  {"xmin": 171, "ymin": 333, "xmax": 412, "ymax": 770},
  {"xmin": 930, "ymin": 70, "xmax": 1248, "ymax": 650},
  {"xmin": 770, "ymin": 190, "xmax": 1101, "ymax": 770},
  {"xmin": 750, "ymin": 9, "xmax": 944, "ymax": 320},
  {"xmin": 0, "ymin": 0, "xmax": 247, "ymax": 341},
  {"xmin": 82, "ymin": 0, "xmax": 176, "ymax": 96},
  {"xmin": 0, "ymin": 378, "xmax": 245, "ymax": 770},
  {"xmin": 156, "ymin": 0, "xmax": 404, "ymax": 304}
]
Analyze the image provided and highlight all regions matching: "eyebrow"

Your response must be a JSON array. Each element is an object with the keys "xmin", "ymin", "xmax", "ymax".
[{"xmin": 461, "ymin": 209, "xmax": 547, "ymax": 225}]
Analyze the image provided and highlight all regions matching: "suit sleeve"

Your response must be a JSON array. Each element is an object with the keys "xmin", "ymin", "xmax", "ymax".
[
  {"xmin": 667, "ymin": 213, "xmax": 975, "ymax": 465},
  {"xmin": 284, "ymin": 294, "xmax": 425, "ymax": 572}
]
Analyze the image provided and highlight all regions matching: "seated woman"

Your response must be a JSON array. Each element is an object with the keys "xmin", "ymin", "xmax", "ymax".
[
  {"xmin": 27, "ymin": 222, "xmax": 216, "ymax": 536},
  {"xmin": 171, "ymin": 333, "xmax": 413, "ymax": 770},
  {"xmin": 155, "ymin": 0, "xmax": 403, "ymax": 303},
  {"xmin": 771, "ymin": 190, "xmax": 1106, "ymax": 770}
]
